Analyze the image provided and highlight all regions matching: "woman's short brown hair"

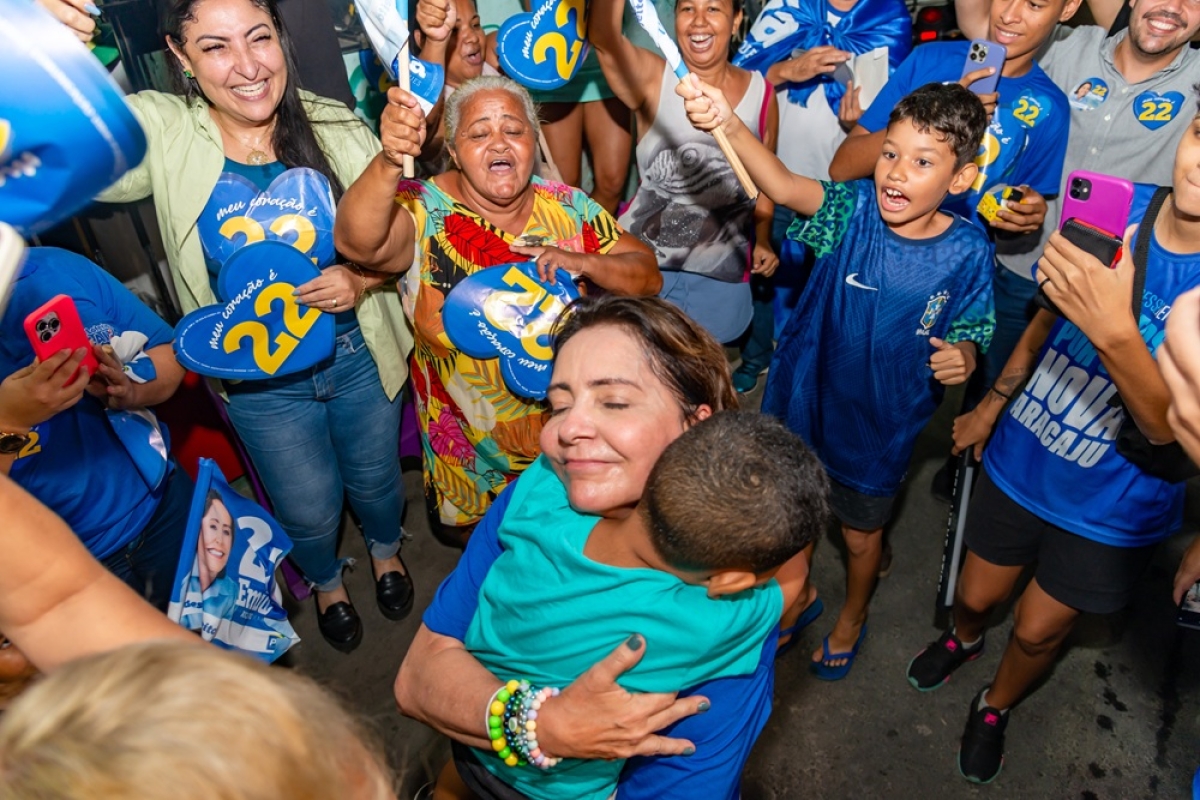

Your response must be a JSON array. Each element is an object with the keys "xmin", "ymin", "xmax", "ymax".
[{"xmin": 552, "ymin": 295, "xmax": 738, "ymax": 419}]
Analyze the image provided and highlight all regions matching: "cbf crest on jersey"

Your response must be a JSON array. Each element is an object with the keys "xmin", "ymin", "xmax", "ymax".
[
  {"xmin": 918, "ymin": 291, "xmax": 949, "ymax": 335},
  {"xmin": 0, "ymin": 0, "xmax": 146, "ymax": 235}
]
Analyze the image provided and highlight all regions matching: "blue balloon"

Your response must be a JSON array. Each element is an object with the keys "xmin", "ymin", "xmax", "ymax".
[
  {"xmin": 442, "ymin": 261, "xmax": 579, "ymax": 399},
  {"xmin": 0, "ymin": 0, "xmax": 146, "ymax": 235},
  {"xmin": 174, "ymin": 241, "xmax": 335, "ymax": 380},
  {"xmin": 496, "ymin": 0, "xmax": 591, "ymax": 91}
]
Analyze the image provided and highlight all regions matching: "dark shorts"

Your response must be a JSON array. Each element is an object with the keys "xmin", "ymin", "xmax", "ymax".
[
  {"xmin": 827, "ymin": 479, "xmax": 896, "ymax": 531},
  {"xmin": 450, "ymin": 740, "xmax": 529, "ymax": 800},
  {"xmin": 964, "ymin": 471, "xmax": 1158, "ymax": 615}
]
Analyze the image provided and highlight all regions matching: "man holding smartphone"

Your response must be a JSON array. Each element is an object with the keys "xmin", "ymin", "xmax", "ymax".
[
  {"xmin": 944, "ymin": 0, "xmax": 1200, "ymax": 469},
  {"xmin": 907, "ymin": 113, "xmax": 1200, "ymax": 783}
]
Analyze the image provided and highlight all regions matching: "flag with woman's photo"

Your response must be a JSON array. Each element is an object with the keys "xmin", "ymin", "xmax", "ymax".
[{"xmin": 167, "ymin": 458, "xmax": 299, "ymax": 662}]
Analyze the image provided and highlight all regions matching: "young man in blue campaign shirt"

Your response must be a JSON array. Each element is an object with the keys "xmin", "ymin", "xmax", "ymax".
[
  {"xmin": 905, "ymin": 110, "xmax": 1200, "ymax": 783},
  {"xmin": 0, "ymin": 248, "xmax": 190, "ymax": 610}
]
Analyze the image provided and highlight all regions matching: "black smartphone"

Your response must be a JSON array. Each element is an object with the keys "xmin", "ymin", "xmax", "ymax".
[{"xmin": 1034, "ymin": 219, "xmax": 1124, "ymax": 315}]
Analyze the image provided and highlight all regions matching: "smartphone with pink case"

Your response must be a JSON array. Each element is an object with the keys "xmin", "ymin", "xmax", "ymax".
[{"xmin": 1059, "ymin": 170, "xmax": 1135, "ymax": 238}]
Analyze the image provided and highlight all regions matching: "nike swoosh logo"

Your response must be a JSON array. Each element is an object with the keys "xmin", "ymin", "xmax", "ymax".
[{"xmin": 845, "ymin": 273, "xmax": 878, "ymax": 291}]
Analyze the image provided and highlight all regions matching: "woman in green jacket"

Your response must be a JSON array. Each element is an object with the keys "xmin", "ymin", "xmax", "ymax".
[{"xmin": 90, "ymin": 0, "xmax": 414, "ymax": 653}]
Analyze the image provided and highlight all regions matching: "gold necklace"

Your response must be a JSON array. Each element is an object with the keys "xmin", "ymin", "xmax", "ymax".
[{"xmin": 222, "ymin": 122, "xmax": 274, "ymax": 166}]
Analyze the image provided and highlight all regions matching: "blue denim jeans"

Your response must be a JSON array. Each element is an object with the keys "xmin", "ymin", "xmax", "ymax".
[
  {"xmin": 101, "ymin": 461, "xmax": 193, "ymax": 611},
  {"xmin": 225, "ymin": 327, "xmax": 404, "ymax": 591}
]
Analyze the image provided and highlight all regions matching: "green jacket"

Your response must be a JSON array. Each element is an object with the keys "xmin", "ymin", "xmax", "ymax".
[{"xmin": 98, "ymin": 90, "xmax": 413, "ymax": 399}]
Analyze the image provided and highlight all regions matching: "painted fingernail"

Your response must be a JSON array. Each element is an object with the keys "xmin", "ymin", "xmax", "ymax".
[
  {"xmin": 84, "ymin": 2, "xmax": 101, "ymax": 14},
  {"xmin": 683, "ymin": 747, "xmax": 695, "ymax": 756},
  {"xmin": 626, "ymin": 634, "xmax": 643, "ymax": 651},
  {"xmin": 698, "ymin": 701, "xmax": 710, "ymax": 712}
]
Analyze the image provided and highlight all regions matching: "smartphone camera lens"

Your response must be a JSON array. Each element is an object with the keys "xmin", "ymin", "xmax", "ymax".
[
  {"xmin": 35, "ymin": 314, "xmax": 60, "ymax": 343},
  {"xmin": 1069, "ymin": 178, "xmax": 1091, "ymax": 200}
]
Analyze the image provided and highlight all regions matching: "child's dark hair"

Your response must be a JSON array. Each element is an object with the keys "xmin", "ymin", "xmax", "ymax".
[
  {"xmin": 641, "ymin": 411, "xmax": 828, "ymax": 575},
  {"xmin": 887, "ymin": 83, "xmax": 988, "ymax": 169}
]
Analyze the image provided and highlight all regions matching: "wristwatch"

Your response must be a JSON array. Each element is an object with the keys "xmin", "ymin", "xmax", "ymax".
[{"xmin": 0, "ymin": 431, "xmax": 31, "ymax": 455}]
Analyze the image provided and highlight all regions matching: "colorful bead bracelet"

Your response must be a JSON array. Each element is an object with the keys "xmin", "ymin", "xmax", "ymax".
[{"xmin": 485, "ymin": 679, "xmax": 562, "ymax": 769}]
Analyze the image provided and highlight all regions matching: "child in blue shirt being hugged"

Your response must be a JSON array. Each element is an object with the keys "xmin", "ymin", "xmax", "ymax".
[
  {"xmin": 448, "ymin": 411, "xmax": 828, "ymax": 800},
  {"xmin": 678, "ymin": 79, "xmax": 995, "ymax": 680}
]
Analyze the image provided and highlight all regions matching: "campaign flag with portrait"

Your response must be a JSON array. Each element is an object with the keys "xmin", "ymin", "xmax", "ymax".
[{"xmin": 168, "ymin": 458, "xmax": 299, "ymax": 662}]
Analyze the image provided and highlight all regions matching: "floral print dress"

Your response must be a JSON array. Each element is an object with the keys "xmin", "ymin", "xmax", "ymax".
[{"xmin": 395, "ymin": 176, "xmax": 624, "ymax": 528}]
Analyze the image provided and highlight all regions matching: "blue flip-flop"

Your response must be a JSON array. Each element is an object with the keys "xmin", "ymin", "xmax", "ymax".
[
  {"xmin": 809, "ymin": 623, "xmax": 868, "ymax": 681},
  {"xmin": 775, "ymin": 597, "xmax": 824, "ymax": 660}
]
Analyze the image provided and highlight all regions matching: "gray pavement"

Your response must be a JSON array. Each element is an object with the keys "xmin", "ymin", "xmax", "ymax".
[{"xmin": 277, "ymin": 383, "xmax": 1200, "ymax": 799}]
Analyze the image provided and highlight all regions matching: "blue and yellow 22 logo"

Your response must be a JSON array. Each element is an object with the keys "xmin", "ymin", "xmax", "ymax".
[{"xmin": 1134, "ymin": 91, "xmax": 1185, "ymax": 131}]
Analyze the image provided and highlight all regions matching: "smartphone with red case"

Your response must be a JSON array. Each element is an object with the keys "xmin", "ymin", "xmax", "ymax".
[
  {"xmin": 1060, "ymin": 170, "xmax": 1135, "ymax": 240},
  {"xmin": 23, "ymin": 294, "xmax": 98, "ymax": 381},
  {"xmin": 961, "ymin": 40, "xmax": 1006, "ymax": 96}
]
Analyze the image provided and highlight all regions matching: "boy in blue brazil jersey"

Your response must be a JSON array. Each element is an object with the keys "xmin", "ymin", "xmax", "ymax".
[
  {"xmin": 678, "ymin": 80, "xmax": 995, "ymax": 681},
  {"xmin": 444, "ymin": 412, "xmax": 826, "ymax": 800},
  {"xmin": 905, "ymin": 97, "xmax": 1200, "ymax": 784},
  {"xmin": 833, "ymin": 0, "xmax": 1081, "ymax": 503}
]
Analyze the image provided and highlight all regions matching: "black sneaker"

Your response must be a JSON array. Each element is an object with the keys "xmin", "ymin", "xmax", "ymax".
[
  {"xmin": 958, "ymin": 687, "xmax": 1008, "ymax": 783},
  {"xmin": 906, "ymin": 629, "xmax": 984, "ymax": 691}
]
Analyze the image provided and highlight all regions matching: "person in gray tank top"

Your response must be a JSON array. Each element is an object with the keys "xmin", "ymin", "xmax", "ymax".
[{"xmin": 590, "ymin": 0, "xmax": 780, "ymax": 346}]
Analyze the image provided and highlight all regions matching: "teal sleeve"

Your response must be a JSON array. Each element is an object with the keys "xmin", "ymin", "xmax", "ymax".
[
  {"xmin": 944, "ymin": 254, "xmax": 996, "ymax": 353},
  {"xmin": 678, "ymin": 582, "xmax": 783, "ymax": 688},
  {"xmin": 784, "ymin": 181, "xmax": 856, "ymax": 258}
]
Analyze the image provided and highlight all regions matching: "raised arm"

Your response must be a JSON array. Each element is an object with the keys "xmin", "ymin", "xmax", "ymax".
[
  {"xmin": 676, "ymin": 77, "xmax": 824, "ymax": 216},
  {"xmin": 0, "ymin": 475, "xmax": 195, "ymax": 672},
  {"xmin": 589, "ymin": 0, "xmax": 667, "ymax": 115},
  {"xmin": 954, "ymin": 0, "xmax": 990, "ymax": 40},
  {"xmin": 334, "ymin": 88, "xmax": 425, "ymax": 273}
]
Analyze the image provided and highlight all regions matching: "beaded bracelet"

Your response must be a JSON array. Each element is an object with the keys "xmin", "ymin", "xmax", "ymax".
[{"xmin": 486, "ymin": 680, "xmax": 562, "ymax": 769}]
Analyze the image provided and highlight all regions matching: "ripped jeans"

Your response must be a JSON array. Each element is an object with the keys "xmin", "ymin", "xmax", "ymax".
[{"xmin": 226, "ymin": 327, "xmax": 404, "ymax": 591}]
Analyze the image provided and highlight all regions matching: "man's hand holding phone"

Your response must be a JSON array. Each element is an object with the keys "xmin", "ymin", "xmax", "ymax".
[
  {"xmin": 0, "ymin": 350, "xmax": 92, "ymax": 431},
  {"xmin": 958, "ymin": 67, "xmax": 998, "ymax": 115},
  {"xmin": 992, "ymin": 186, "xmax": 1046, "ymax": 233},
  {"xmin": 1037, "ymin": 224, "xmax": 1139, "ymax": 349}
]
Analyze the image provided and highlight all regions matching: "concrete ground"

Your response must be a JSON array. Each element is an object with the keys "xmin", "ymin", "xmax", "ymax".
[{"xmin": 276, "ymin": 382, "xmax": 1200, "ymax": 800}]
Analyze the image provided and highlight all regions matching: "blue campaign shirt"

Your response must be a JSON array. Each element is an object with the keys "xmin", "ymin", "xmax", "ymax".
[
  {"xmin": 985, "ymin": 185, "xmax": 1200, "ymax": 547},
  {"xmin": 859, "ymin": 41, "xmax": 1069, "ymax": 223},
  {"xmin": 762, "ymin": 180, "xmax": 995, "ymax": 496},
  {"xmin": 0, "ymin": 248, "xmax": 174, "ymax": 558},
  {"xmin": 422, "ymin": 482, "xmax": 779, "ymax": 800}
]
